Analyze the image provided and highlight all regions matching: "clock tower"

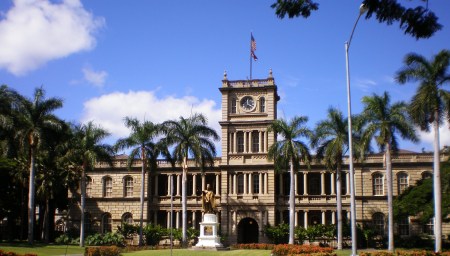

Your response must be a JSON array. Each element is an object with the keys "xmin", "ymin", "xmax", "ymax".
[{"xmin": 218, "ymin": 69, "xmax": 279, "ymax": 243}]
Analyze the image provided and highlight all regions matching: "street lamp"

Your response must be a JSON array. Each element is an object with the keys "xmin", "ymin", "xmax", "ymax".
[{"xmin": 345, "ymin": 3, "xmax": 367, "ymax": 256}]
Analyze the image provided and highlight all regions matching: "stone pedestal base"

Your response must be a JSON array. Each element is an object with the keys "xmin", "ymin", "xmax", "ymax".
[{"xmin": 194, "ymin": 213, "xmax": 225, "ymax": 249}]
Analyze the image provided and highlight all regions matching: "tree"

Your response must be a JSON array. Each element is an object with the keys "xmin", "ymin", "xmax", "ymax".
[
  {"xmin": 359, "ymin": 91, "xmax": 418, "ymax": 252},
  {"xmin": 115, "ymin": 117, "xmax": 170, "ymax": 246},
  {"xmin": 15, "ymin": 87, "xmax": 63, "ymax": 245},
  {"xmin": 396, "ymin": 49, "xmax": 450, "ymax": 252},
  {"xmin": 163, "ymin": 113, "xmax": 219, "ymax": 247},
  {"xmin": 268, "ymin": 116, "xmax": 312, "ymax": 245},
  {"xmin": 66, "ymin": 121, "xmax": 114, "ymax": 247},
  {"xmin": 271, "ymin": 0, "xmax": 442, "ymax": 39},
  {"xmin": 311, "ymin": 107, "xmax": 350, "ymax": 250}
]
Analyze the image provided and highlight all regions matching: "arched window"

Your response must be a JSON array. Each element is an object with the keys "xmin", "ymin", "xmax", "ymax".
[
  {"xmin": 102, "ymin": 213, "xmax": 112, "ymax": 234},
  {"xmin": 259, "ymin": 97, "xmax": 265, "ymax": 112},
  {"xmin": 422, "ymin": 171, "xmax": 432, "ymax": 180},
  {"xmin": 372, "ymin": 212, "xmax": 385, "ymax": 235},
  {"xmin": 86, "ymin": 176, "xmax": 92, "ymax": 197},
  {"xmin": 122, "ymin": 212, "xmax": 133, "ymax": 224},
  {"xmin": 124, "ymin": 176, "xmax": 133, "ymax": 197},
  {"xmin": 397, "ymin": 172, "xmax": 408, "ymax": 194},
  {"xmin": 84, "ymin": 212, "xmax": 92, "ymax": 233},
  {"xmin": 372, "ymin": 173, "xmax": 384, "ymax": 196},
  {"xmin": 231, "ymin": 98, "xmax": 237, "ymax": 114},
  {"xmin": 103, "ymin": 176, "xmax": 112, "ymax": 197}
]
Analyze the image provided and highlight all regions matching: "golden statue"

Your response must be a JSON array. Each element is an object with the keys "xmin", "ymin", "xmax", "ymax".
[{"xmin": 202, "ymin": 184, "xmax": 215, "ymax": 213}]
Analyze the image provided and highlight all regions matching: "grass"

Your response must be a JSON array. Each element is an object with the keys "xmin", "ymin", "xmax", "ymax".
[{"xmin": 0, "ymin": 243, "xmax": 84, "ymax": 256}]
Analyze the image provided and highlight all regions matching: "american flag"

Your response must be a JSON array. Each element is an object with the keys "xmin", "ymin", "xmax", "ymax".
[{"xmin": 251, "ymin": 33, "xmax": 258, "ymax": 61}]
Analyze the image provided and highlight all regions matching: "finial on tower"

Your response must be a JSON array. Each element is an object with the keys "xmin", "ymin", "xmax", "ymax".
[
  {"xmin": 268, "ymin": 68, "xmax": 273, "ymax": 78},
  {"xmin": 223, "ymin": 70, "xmax": 228, "ymax": 80}
]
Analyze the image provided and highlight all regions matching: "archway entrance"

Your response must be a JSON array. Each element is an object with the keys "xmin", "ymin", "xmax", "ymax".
[{"xmin": 237, "ymin": 217, "xmax": 259, "ymax": 243}]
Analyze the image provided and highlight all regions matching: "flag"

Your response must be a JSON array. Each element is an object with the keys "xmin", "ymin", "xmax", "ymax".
[{"xmin": 251, "ymin": 33, "xmax": 258, "ymax": 61}]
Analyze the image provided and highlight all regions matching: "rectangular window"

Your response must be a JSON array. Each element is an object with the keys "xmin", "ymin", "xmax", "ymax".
[
  {"xmin": 373, "ymin": 174, "xmax": 384, "ymax": 196},
  {"xmin": 237, "ymin": 132, "xmax": 244, "ymax": 153},
  {"xmin": 125, "ymin": 178, "xmax": 133, "ymax": 197},
  {"xmin": 253, "ymin": 174, "xmax": 260, "ymax": 194},
  {"xmin": 423, "ymin": 218, "xmax": 434, "ymax": 235},
  {"xmin": 86, "ymin": 177, "xmax": 92, "ymax": 198},
  {"xmin": 398, "ymin": 217, "xmax": 409, "ymax": 236},
  {"xmin": 105, "ymin": 178, "xmax": 112, "ymax": 197},
  {"xmin": 237, "ymin": 174, "xmax": 244, "ymax": 194},
  {"xmin": 252, "ymin": 132, "xmax": 259, "ymax": 153},
  {"xmin": 231, "ymin": 98, "xmax": 237, "ymax": 113},
  {"xmin": 398, "ymin": 173, "xmax": 408, "ymax": 194}
]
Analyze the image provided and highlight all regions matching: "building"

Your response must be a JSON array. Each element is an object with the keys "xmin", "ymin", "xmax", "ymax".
[{"xmin": 68, "ymin": 72, "xmax": 449, "ymax": 245}]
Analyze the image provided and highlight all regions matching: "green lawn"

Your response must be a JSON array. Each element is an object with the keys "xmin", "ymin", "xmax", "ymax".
[{"xmin": 0, "ymin": 243, "xmax": 84, "ymax": 256}]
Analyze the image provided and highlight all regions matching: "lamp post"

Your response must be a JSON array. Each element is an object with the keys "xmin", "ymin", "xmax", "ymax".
[{"xmin": 345, "ymin": 4, "xmax": 367, "ymax": 256}]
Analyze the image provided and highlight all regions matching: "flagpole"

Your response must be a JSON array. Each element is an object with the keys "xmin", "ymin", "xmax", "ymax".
[{"xmin": 249, "ymin": 33, "xmax": 253, "ymax": 80}]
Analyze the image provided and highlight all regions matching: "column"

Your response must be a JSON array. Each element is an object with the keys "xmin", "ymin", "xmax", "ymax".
[
  {"xmin": 202, "ymin": 174, "xmax": 205, "ymax": 191},
  {"xmin": 279, "ymin": 173, "xmax": 284, "ymax": 195},
  {"xmin": 331, "ymin": 172, "xmax": 335, "ymax": 195},
  {"xmin": 346, "ymin": 172, "xmax": 350, "ymax": 195},
  {"xmin": 248, "ymin": 131, "xmax": 252, "ymax": 153},
  {"xmin": 176, "ymin": 174, "xmax": 181, "ymax": 196},
  {"xmin": 259, "ymin": 131, "xmax": 263, "ymax": 153},
  {"xmin": 347, "ymin": 211, "xmax": 351, "ymax": 220},
  {"xmin": 322, "ymin": 211, "xmax": 326, "ymax": 225},
  {"xmin": 233, "ymin": 174, "xmax": 237, "ymax": 194},
  {"xmin": 294, "ymin": 211, "xmax": 298, "ymax": 226},
  {"xmin": 264, "ymin": 131, "xmax": 268, "ymax": 152},
  {"xmin": 294, "ymin": 173, "xmax": 298, "ymax": 195},
  {"xmin": 244, "ymin": 132, "xmax": 247, "ymax": 153},
  {"xmin": 154, "ymin": 175, "xmax": 159, "ymax": 196},
  {"xmin": 233, "ymin": 132, "xmax": 237, "ymax": 153},
  {"xmin": 229, "ymin": 133, "xmax": 233, "ymax": 153},
  {"xmin": 304, "ymin": 211, "xmax": 308, "ymax": 229},
  {"xmin": 259, "ymin": 172, "xmax": 263, "ymax": 195},
  {"xmin": 264, "ymin": 172, "xmax": 268, "ymax": 194},
  {"xmin": 192, "ymin": 210, "xmax": 196, "ymax": 228},
  {"xmin": 166, "ymin": 211, "xmax": 170, "ymax": 228},
  {"xmin": 167, "ymin": 175, "xmax": 171, "ymax": 196},
  {"xmin": 192, "ymin": 174, "xmax": 197, "ymax": 196},
  {"xmin": 215, "ymin": 174, "xmax": 220, "ymax": 195},
  {"xmin": 321, "ymin": 172, "xmax": 326, "ymax": 195},
  {"xmin": 303, "ymin": 172, "xmax": 308, "ymax": 195},
  {"xmin": 244, "ymin": 173, "xmax": 248, "ymax": 194},
  {"xmin": 248, "ymin": 173, "xmax": 253, "ymax": 194},
  {"xmin": 176, "ymin": 211, "xmax": 180, "ymax": 229},
  {"xmin": 233, "ymin": 211, "xmax": 237, "ymax": 232},
  {"xmin": 331, "ymin": 210, "xmax": 336, "ymax": 225}
]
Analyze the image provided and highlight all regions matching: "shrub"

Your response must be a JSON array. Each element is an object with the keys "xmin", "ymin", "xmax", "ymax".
[
  {"xmin": 84, "ymin": 246, "xmax": 121, "ymax": 256},
  {"xmin": 117, "ymin": 223, "xmax": 139, "ymax": 239},
  {"xmin": 85, "ymin": 232, "xmax": 125, "ymax": 246},
  {"xmin": 55, "ymin": 234, "xmax": 71, "ymax": 244},
  {"xmin": 265, "ymin": 223, "xmax": 289, "ymax": 244},
  {"xmin": 143, "ymin": 224, "xmax": 165, "ymax": 246},
  {"xmin": 232, "ymin": 243, "xmax": 275, "ymax": 250},
  {"xmin": 0, "ymin": 250, "xmax": 38, "ymax": 256},
  {"xmin": 271, "ymin": 244, "xmax": 334, "ymax": 256}
]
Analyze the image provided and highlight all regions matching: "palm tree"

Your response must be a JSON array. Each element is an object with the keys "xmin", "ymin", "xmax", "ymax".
[
  {"xmin": 396, "ymin": 49, "xmax": 450, "ymax": 252},
  {"xmin": 163, "ymin": 113, "xmax": 219, "ymax": 247},
  {"xmin": 15, "ymin": 87, "xmax": 63, "ymax": 245},
  {"xmin": 311, "ymin": 107, "xmax": 351, "ymax": 250},
  {"xmin": 67, "ymin": 121, "xmax": 113, "ymax": 247},
  {"xmin": 360, "ymin": 92, "xmax": 418, "ymax": 252},
  {"xmin": 115, "ymin": 117, "xmax": 170, "ymax": 246},
  {"xmin": 268, "ymin": 116, "xmax": 312, "ymax": 245}
]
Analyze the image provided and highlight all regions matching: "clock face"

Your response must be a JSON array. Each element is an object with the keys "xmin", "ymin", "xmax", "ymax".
[{"xmin": 240, "ymin": 96, "xmax": 255, "ymax": 111}]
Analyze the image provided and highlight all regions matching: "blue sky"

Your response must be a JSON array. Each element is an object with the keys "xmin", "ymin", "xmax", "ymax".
[{"xmin": 1, "ymin": 0, "xmax": 449, "ymax": 154}]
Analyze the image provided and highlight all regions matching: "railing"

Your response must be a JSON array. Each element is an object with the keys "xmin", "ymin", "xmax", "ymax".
[{"xmin": 224, "ymin": 79, "xmax": 274, "ymax": 88}]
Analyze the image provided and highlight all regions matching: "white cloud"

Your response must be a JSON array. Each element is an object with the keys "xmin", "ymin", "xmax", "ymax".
[
  {"xmin": 81, "ymin": 90, "xmax": 222, "ymax": 150},
  {"xmin": 417, "ymin": 120, "xmax": 450, "ymax": 149},
  {"xmin": 0, "ymin": 0, "xmax": 104, "ymax": 75},
  {"xmin": 355, "ymin": 78, "xmax": 377, "ymax": 92},
  {"xmin": 82, "ymin": 67, "xmax": 108, "ymax": 87}
]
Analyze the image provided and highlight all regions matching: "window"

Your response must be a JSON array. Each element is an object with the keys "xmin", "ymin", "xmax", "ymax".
[
  {"xmin": 122, "ymin": 212, "xmax": 133, "ymax": 224},
  {"xmin": 231, "ymin": 98, "xmax": 237, "ymax": 113},
  {"xmin": 237, "ymin": 174, "xmax": 244, "ymax": 194},
  {"xmin": 102, "ymin": 213, "xmax": 112, "ymax": 233},
  {"xmin": 103, "ymin": 177, "xmax": 112, "ymax": 197},
  {"xmin": 252, "ymin": 131, "xmax": 259, "ymax": 152},
  {"xmin": 422, "ymin": 171, "xmax": 432, "ymax": 180},
  {"xmin": 253, "ymin": 173, "xmax": 260, "ymax": 194},
  {"xmin": 398, "ymin": 216, "xmax": 409, "ymax": 236},
  {"xmin": 397, "ymin": 172, "xmax": 408, "ymax": 194},
  {"xmin": 372, "ymin": 212, "xmax": 385, "ymax": 235},
  {"xmin": 124, "ymin": 176, "xmax": 133, "ymax": 197},
  {"xmin": 373, "ymin": 173, "xmax": 384, "ymax": 196},
  {"xmin": 308, "ymin": 173, "xmax": 320, "ymax": 195},
  {"xmin": 423, "ymin": 218, "xmax": 434, "ymax": 235},
  {"xmin": 237, "ymin": 132, "xmax": 244, "ymax": 153},
  {"xmin": 259, "ymin": 97, "xmax": 265, "ymax": 112},
  {"xmin": 86, "ymin": 176, "xmax": 92, "ymax": 197},
  {"xmin": 84, "ymin": 212, "xmax": 91, "ymax": 233}
]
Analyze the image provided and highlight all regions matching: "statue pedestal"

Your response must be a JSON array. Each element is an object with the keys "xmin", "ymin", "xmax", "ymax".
[{"xmin": 194, "ymin": 213, "xmax": 225, "ymax": 249}]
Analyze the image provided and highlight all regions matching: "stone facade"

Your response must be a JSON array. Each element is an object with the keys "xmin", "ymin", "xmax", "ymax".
[{"xmin": 69, "ymin": 73, "xmax": 449, "ymax": 245}]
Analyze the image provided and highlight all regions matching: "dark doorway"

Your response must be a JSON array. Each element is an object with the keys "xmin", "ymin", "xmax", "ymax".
[{"xmin": 237, "ymin": 217, "xmax": 259, "ymax": 243}]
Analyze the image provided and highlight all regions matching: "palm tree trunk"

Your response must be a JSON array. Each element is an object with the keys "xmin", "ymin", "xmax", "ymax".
[
  {"xmin": 385, "ymin": 144, "xmax": 394, "ymax": 251},
  {"xmin": 289, "ymin": 158, "xmax": 295, "ymax": 244},
  {"xmin": 27, "ymin": 146, "xmax": 36, "ymax": 245},
  {"xmin": 336, "ymin": 165, "xmax": 343, "ymax": 250},
  {"xmin": 182, "ymin": 156, "xmax": 188, "ymax": 247},
  {"xmin": 43, "ymin": 197, "xmax": 50, "ymax": 243},
  {"xmin": 80, "ymin": 167, "xmax": 86, "ymax": 247},
  {"xmin": 139, "ymin": 151, "xmax": 145, "ymax": 246},
  {"xmin": 433, "ymin": 113, "xmax": 442, "ymax": 253}
]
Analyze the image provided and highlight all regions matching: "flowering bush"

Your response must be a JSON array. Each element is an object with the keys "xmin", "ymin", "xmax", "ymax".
[
  {"xmin": 0, "ymin": 250, "xmax": 37, "ymax": 256},
  {"xmin": 232, "ymin": 243, "xmax": 275, "ymax": 250},
  {"xmin": 359, "ymin": 251, "xmax": 450, "ymax": 256},
  {"xmin": 271, "ymin": 244, "xmax": 334, "ymax": 256},
  {"xmin": 84, "ymin": 246, "xmax": 121, "ymax": 256}
]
